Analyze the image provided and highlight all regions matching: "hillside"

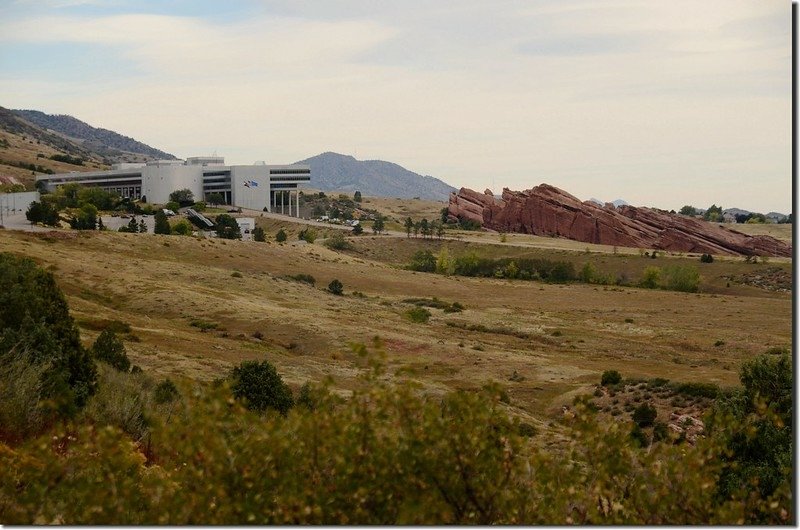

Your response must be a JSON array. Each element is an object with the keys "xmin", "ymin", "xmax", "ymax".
[
  {"xmin": 0, "ymin": 106, "xmax": 108, "ymax": 189},
  {"xmin": 295, "ymin": 152, "xmax": 456, "ymax": 201},
  {"xmin": 13, "ymin": 109, "xmax": 177, "ymax": 161}
]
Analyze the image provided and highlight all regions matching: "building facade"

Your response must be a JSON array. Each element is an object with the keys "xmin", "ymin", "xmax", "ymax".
[{"xmin": 35, "ymin": 157, "xmax": 310, "ymax": 216}]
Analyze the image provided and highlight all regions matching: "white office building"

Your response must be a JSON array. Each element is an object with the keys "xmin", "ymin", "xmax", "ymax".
[{"xmin": 35, "ymin": 157, "xmax": 311, "ymax": 216}]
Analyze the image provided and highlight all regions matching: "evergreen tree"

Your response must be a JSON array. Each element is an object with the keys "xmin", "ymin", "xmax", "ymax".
[
  {"xmin": 91, "ymin": 329, "xmax": 130, "ymax": 372},
  {"xmin": 404, "ymin": 217, "xmax": 413, "ymax": 238},
  {"xmin": 154, "ymin": 210, "xmax": 171, "ymax": 235}
]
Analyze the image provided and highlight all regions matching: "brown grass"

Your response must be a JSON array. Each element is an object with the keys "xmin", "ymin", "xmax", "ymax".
[{"xmin": 0, "ymin": 226, "xmax": 791, "ymax": 436}]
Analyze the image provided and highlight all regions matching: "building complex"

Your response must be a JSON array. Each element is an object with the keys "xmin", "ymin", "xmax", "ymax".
[{"xmin": 35, "ymin": 156, "xmax": 311, "ymax": 216}]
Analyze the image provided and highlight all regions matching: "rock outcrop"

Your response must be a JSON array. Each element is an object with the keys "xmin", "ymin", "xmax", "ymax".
[{"xmin": 447, "ymin": 184, "xmax": 792, "ymax": 257}]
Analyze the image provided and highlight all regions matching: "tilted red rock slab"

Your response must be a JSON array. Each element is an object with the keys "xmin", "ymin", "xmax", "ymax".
[{"xmin": 447, "ymin": 184, "xmax": 792, "ymax": 257}]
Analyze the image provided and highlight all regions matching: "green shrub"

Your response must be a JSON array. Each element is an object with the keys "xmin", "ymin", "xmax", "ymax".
[
  {"xmin": 154, "ymin": 379, "xmax": 179, "ymax": 404},
  {"xmin": 405, "ymin": 307, "xmax": 431, "ymax": 323},
  {"xmin": 189, "ymin": 319, "xmax": 218, "ymax": 332},
  {"xmin": 0, "ymin": 253, "xmax": 97, "ymax": 414},
  {"xmin": 408, "ymin": 250, "xmax": 436, "ymax": 272},
  {"xmin": 700, "ymin": 253, "xmax": 714, "ymax": 263},
  {"xmin": 632, "ymin": 403, "xmax": 657, "ymax": 427},
  {"xmin": 275, "ymin": 229, "xmax": 287, "ymax": 243},
  {"xmin": 92, "ymin": 329, "xmax": 130, "ymax": 372},
  {"xmin": 600, "ymin": 370, "xmax": 622, "ymax": 386},
  {"xmin": 286, "ymin": 274, "xmax": 315, "ymax": 285},
  {"xmin": 328, "ymin": 279, "xmax": 344, "ymax": 295},
  {"xmin": 663, "ymin": 265, "xmax": 700, "ymax": 292},
  {"xmin": 517, "ymin": 422, "xmax": 537, "ymax": 437},
  {"xmin": 324, "ymin": 232, "xmax": 352, "ymax": 251},
  {"xmin": 172, "ymin": 219, "xmax": 193, "ymax": 236},
  {"xmin": 670, "ymin": 382, "xmax": 719, "ymax": 399},
  {"xmin": 639, "ymin": 266, "xmax": 661, "ymax": 289},
  {"xmin": 214, "ymin": 214, "xmax": 241, "ymax": 240},
  {"xmin": 630, "ymin": 423, "xmax": 650, "ymax": 447},
  {"xmin": 252, "ymin": 226, "xmax": 266, "ymax": 242},
  {"xmin": 81, "ymin": 363, "xmax": 151, "ymax": 441},
  {"xmin": 765, "ymin": 346, "xmax": 789, "ymax": 356},
  {"xmin": 298, "ymin": 228, "xmax": 317, "ymax": 243},
  {"xmin": 230, "ymin": 359, "xmax": 294, "ymax": 415}
]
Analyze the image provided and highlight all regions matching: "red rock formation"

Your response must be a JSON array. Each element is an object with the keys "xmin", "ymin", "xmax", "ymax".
[{"xmin": 447, "ymin": 184, "xmax": 792, "ymax": 257}]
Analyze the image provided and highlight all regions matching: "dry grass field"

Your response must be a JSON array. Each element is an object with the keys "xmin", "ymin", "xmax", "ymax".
[
  {"xmin": 0, "ymin": 223, "xmax": 791, "ymax": 436},
  {"xmin": 0, "ymin": 129, "xmax": 107, "ymax": 188}
]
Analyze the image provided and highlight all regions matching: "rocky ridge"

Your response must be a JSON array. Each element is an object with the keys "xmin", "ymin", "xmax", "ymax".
[{"xmin": 447, "ymin": 184, "xmax": 791, "ymax": 257}]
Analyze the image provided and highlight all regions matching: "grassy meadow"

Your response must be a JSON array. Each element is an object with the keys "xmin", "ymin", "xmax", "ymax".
[{"xmin": 0, "ymin": 221, "xmax": 790, "ymax": 437}]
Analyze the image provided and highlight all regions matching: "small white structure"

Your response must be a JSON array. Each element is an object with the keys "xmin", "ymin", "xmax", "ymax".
[
  {"xmin": 0, "ymin": 190, "xmax": 39, "ymax": 218},
  {"xmin": 235, "ymin": 217, "xmax": 255, "ymax": 240}
]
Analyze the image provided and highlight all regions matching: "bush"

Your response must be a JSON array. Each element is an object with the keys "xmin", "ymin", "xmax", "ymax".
[
  {"xmin": 663, "ymin": 265, "xmax": 700, "ymax": 293},
  {"xmin": 169, "ymin": 189, "xmax": 194, "ymax": 206},
  {"xmin": 252, "ymin": 226, "xmax": 266, "ymax": 242},
  {"xmin": 408, "ymin": 250, "xmax": 436, "ymax": 272},
  {"xmin": 700, "ymin": 253, "xmax": 714, "ymax": 263},
  {"xmin": 81, "ymin": 363, "xmax": 151, "ymax": 441},
  {"xmin": 324, "ymin": 231, "xmax": 352, "ymax": 251},
  {"xmin": 405, "ymin": 307, "xmax": 431, "ymax": 323},
  {"xmin": 215, "ymin": 214, "xmax": 241, "ymax": 240},
  {"xmin": 286, "ymin": 274, "xmax": 315, "ymax": 285},
  {"xmin": 600, "ymin": 370, "xmax": 622, "ymax": 386},
  {"xmin": 299, "ymin": 228, "xmax": 317, "ymax": 243},
  {"xmin": 0, "ymin": 253, "xmax": 97, "ymax": 416},
  {"xmin": 172, "ymin": 219, "xmax": 193, "ymax": 236},
  {"xmin": 92, "ymin": 329, "xmax": 130, "ymax": 372},
  {"xmin": 154, "ymin": 379, "xmax": 179, "ymax": 404},
  {"xmin": 275, "ymin": 228, "xmax": 287, "ymax": 243},
  {"xmin": 328, "ymin": 279, "xmax": 344, "ymax": 295},
  {"xmin": 230, "ymin": 359, "xmax": 294, "ymax": 415},
  {"xmin": 630, "ymin": 423, "xmax": 650, "ymax": 447},
  {"xmin": 639, "ymin": 266, "xmax": 661, "ymax": 289},
  {"xmin": 632, "ymin": 403, "xmax": 657, "ymax": 427},
  {"xmin": 670, "ymin": 382, "xmax": 719, "ymax": 399}
]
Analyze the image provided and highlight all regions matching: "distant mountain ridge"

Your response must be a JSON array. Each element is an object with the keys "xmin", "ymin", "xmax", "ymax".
[
  {"xmin": 13, "ymin": 109, "xmax": 176, "ymax": 161},
  {"xmin": 295, "ymin": 152, "xmax": 456, "ymax": 201}
]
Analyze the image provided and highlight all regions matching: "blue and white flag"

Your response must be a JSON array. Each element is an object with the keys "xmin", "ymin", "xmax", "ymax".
[{"xmin": 244, "ymin": 180, "xmax": 259, "ymax": 188}]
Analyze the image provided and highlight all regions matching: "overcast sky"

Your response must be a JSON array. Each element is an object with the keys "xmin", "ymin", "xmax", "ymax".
[{"xmin": 0, "ymin": 0, "xmax": 792, "ymax": 212}]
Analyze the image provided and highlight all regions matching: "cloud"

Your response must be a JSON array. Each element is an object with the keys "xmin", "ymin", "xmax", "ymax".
[{"xmin": 0, "ymin": 1, "xmax": 791, "ymax": 213}]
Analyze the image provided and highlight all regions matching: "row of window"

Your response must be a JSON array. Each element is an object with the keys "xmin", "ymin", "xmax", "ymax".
[{"xmin": 269, "ymin": 169, "xmax": 310, "ymax": 175}]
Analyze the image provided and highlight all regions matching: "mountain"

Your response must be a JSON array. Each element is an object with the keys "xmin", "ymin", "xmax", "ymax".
[
  {"xmin": 13, "ymin": 109, "xmax": 176, "ymax": 161},
  {"xmin": 588, "ymin": 197, "xmax": 629, "ymax": 207},
  {"xmin": 723, "ymin": 207, "xmax": 751, "ymax": 217},
  {"xmin": 294, "ymin": 152, "xmax": 456, "ymax": 201}
]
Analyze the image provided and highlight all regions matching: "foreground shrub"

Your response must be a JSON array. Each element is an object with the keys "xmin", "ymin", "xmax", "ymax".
[
  {"xmin": 81, "ymin": 363, "xmax": 151, "ymax": 441},
  {"xmin": 0, "ymin": 253, "xmax": 97, "ymax": 419},
  {"xmin": 0, "ymin": 346, "xmax": 792, "ymax": 524},
  {"xmin": 632, "ymin": 403, "xmax": 657, "ymax": 427},
  {"xmin": 230, "ymin": 360, "xmax": 294, "ymax": 415}
]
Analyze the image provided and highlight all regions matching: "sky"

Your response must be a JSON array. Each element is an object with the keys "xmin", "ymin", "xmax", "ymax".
[{"xmin": 0, "ymin": 0, "xmax": 792, "ymax": 213}]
